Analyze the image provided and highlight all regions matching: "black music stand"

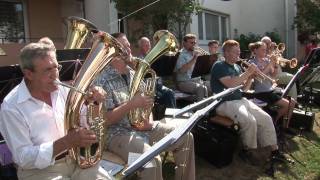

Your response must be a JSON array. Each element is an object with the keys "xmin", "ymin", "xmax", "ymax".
[
  {"xmin": 150, "ymin": 54, "xmax": 178, "ymax": 77},
  {"xmin": 0, "ymin": 65, "xmax": 23, "ymax": 103},
  {"xmin": 191, "ymin": 54, "xmax": 217, "ymax": 78},
  {"xmin": 56, "ymin": 48, "xmax": 90, "ymax": 81},
  {"xmin": 300, "ymin": 66, "xmax": 320, "ymax": 111}
]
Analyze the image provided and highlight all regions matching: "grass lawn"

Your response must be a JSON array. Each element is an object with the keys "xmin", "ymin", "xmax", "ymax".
[{"xmin": 162, "ymin": 110, "xmax": 320, "ymax": 180}]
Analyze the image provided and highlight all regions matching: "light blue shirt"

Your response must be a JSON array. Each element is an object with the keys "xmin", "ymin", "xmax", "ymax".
[{"xmin": 174, "ymin": 48, "xmax": 195, "ymax": 81}]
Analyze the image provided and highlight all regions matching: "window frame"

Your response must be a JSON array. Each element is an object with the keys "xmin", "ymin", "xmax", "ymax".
[{"xmin": 197, "ymin": 10, "xmax": 230, "ymax": 45}]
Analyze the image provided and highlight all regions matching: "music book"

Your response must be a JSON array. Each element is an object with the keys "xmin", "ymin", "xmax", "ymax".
[{"xmin": 100, "ymin": 159, "xmax": 124, "ymax": 177}]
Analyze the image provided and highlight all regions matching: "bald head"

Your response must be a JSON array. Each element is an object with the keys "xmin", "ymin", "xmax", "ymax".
[{"xmin": 138, "ymin": 37, "xmax": 151, "ymax": 56}]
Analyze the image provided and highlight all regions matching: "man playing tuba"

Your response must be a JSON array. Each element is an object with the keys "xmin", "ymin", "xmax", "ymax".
[
  {"xmin": 0, "ymin": 40, "xmax": 112, "ymax": 180},
  {"xmin": 94, "ymin": 32, "xmax": 195, "ymax": 180}
]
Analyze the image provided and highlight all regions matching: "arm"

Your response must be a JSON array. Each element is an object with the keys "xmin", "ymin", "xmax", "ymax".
[
  {"xmin": 104, "ymin": 94, "xmax": 154, "ymax": 127},
  {"xmin": 176, "ymin": 51, "xmax": 199, "ymax": 73}
]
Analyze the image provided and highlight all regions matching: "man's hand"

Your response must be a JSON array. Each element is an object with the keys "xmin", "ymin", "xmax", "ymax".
[
  {"xmin": 66, "ymin": 128, "xmax": 97, "ymax": 148},
  {"xmin": 130, "ymin": 94, "xmax": 154, "ymax": 109},
  {"xmin": 86, "ymin": 86, "xmax": 106, "ymax": 104}
]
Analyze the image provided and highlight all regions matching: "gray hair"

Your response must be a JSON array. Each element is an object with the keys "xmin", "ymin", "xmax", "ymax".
[{"xmin": 19, "ymin": 42, "xmax": 56, "ymax": 71}]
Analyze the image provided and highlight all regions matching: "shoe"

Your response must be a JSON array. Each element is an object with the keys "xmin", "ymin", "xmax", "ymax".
[
  {"xmin": 239, "ymin": 149, "xmax": 259, "ymax": 166},
  {"xmin": 271, "ymin": 150, "xmax": 294, "ymax": 164}
]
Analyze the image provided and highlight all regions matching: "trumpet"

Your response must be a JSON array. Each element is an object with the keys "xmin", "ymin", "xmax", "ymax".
[
  {"xmin": 269, "ymin": 42, "xmax": 298, "ymax": 68},
  {"xmin": 271, "ymin": 55, "xmax": 298, "ymax": 68},
  {"xmin": 238, "ymin": 58, "xmax": 277, "ymax": 84}
]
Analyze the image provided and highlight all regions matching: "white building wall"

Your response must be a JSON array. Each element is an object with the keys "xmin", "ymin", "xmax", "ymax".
[
  {"xmin": 84, "ymin": 0, "xmax": 118, "ymax": 33},
  {"xmin": 191, "ymin": 0, "xmax": 297, "ymax": 57}
]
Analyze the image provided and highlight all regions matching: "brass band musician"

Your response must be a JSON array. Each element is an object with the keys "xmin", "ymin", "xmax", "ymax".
[
  {"xmin": 0, "ymin": 41, "xmax": 112, "ymax": 180},
  {"xmin": 261, "ymin": 36, "xmax": 298, "ymax": 100},
  {"xmin": 94, "ymin": 33, "xmax": 195, "ymax": 180},
  {"xmin": 210, "ymin": 40, "xmax": 287, "ymax": 165},
  {"xmin": 248, "ymin": 41, "xmax": 296, "ymax": 130},
  {"xmin": 174, "ymin": 34, "xmax": 211, "ymax": 101}
]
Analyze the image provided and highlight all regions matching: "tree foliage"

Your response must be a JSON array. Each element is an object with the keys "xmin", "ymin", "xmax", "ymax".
[
  {"xmin": 111, "ymin": 0, "xmax": 200, "ymax": 42},
  {"xmin": 294, "ymin": 0, "xmax": 320, "ymax": 43}
]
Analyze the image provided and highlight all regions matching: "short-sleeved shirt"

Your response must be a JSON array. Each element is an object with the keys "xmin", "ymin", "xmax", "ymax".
[
  {"xmin": 210, "ymin": 60, "xmax": 243, "ymax": 101},
  {"xmin": 94, "ymin": 66, "xmax": 148, "ymax": 146},
  {"xmin": 174, "ymin": 48, "xmax": 194, "ymax": 81},
  {"xmin": 248, "ymin": 58, "xmax": 273, "ymax": 92}
]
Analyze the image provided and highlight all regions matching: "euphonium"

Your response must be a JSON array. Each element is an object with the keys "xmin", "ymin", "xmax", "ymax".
[
  {"xmin": 64, "ymin": 16, "xmax": 98, "ymax": 49},
  {"xmin": 64, "ymin": 31, "xmax": 127, "ymax": 169},
  {"xmin": 128, "ymin": 30, "xmax": 178, "ymax": 128}
]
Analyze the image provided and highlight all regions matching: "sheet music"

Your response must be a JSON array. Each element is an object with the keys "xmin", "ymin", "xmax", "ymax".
[
  {"xmin": 121, "ymin": 99, "xmax": 221, "ymax": 177},
  {"xmin": 100, "ymin": 159, "xmax": 124, "ymax": 176}
]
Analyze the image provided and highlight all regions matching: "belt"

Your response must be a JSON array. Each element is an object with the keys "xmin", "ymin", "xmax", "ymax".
[{"xmin": 55, "ymin": 151, "xmax": 68, "ymax": 160}]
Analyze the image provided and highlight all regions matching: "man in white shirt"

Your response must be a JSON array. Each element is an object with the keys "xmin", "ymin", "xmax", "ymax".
[{"xmin": 0, "ymin": 42, "xmax": 112, "ymax": 180}]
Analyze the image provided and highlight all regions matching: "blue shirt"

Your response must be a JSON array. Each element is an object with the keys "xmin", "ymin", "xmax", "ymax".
[
  {"xmin": 210, "ymin": 60, "xmax": 243, "ymax": 101},
  {"xmin": 174, "ymin": 48, "xmax": 195, "ymax": 81}
]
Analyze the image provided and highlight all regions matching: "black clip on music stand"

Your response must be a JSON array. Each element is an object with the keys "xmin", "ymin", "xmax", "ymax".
[{"xmin": 299, "ymin": 66, "xmax": 320, "ymax": 111}]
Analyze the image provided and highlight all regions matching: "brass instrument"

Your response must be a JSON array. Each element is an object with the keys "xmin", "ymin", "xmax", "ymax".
[
  {"xmin": 128, "ymin": 30, "xmax": 178, "ymax": 128},
  {"xmin": 238, "ymin": 58, "xmax": 277, "ymax": 84},
  {"xmin": 64, "ymin": 16, "xmax": 98, "ymax": 49},
  {"xmin": 194, "ymin": 46, "xmax": 210, "ymax": 55},
  {"xmin": 269, "ymin": 43, "xmax": 298, "ymax": 68},
  {"xmin": 64, "ymin": 31, "xmax": 127, "ymax": 169}
]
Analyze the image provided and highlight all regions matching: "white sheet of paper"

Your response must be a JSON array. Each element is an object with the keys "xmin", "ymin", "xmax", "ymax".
[
  {"xmin": 128, "ymin": 152, "xmax": 155, "ymax": 168},
  {"xmin": 100, "ymin": 159, "xmax": 124, "ymax": 176}
]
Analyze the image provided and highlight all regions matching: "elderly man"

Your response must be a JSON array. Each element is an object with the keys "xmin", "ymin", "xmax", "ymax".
[{"xmin": 0, "ymin": 41, "xmax": 112, "ymax": 180}]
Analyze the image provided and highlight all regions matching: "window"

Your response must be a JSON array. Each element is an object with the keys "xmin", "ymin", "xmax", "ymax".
[
  {"xmin": 0, "ymin": 0, "xmax": 25, "ymax": 43},
  {"xmin": 198, "ymin": 11, "xmax": 229, "ymax": 42}
]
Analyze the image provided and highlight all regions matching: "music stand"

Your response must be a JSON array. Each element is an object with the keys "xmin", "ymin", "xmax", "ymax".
[
  {"xmin": 300, "ymin": 66, "xmax": 320, "ymax": 111},
  {"xmin": 121, "ymin": 85, "xmax": 243, "ymax": 177},
  {"xmin": 191, "ymin": 54, "xmax": 217, "ymax": 78}
]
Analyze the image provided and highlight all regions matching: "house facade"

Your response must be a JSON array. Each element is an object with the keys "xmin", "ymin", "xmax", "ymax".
[{"xmin": 0, "ymin": 0, "xmax": 302, "ymax": 67}]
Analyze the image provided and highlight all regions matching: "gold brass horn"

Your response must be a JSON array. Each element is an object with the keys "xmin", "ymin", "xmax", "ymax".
[
  {"xmin": 128, "ymin": 30, "xmax": 178, "ymax": 128},
  {"xmin": 238, "ymin": 58, "xmax": 277, "ymax": 85},
  {"xmin": 194, "ymin": 46, "xmax": 210, "ymax": 55},
  {"xmin": 64, "ymin": 16, "xmax": 98, "ymax": 49},
  {"xmin": 63, "ymin": 31, "xmax": 127, "ymax": 169}
]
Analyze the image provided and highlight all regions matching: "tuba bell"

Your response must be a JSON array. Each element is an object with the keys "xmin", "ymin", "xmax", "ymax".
[
  {"xmin": 64, "ymin": 31, "xmax": 127, "ymax": 169},
  {"xmin": 128, "ymin": 30, "xmax": 178, "ymax": 128},
  {"xmin": 64, "ymin": 16, "xmax": 98, "ymax": 49}
]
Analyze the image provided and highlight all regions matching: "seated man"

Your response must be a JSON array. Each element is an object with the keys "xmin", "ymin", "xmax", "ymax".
[
  {"xmin": 136, "ymin": 36, "xmax": 176, "ymax": 108},
  {"xmin": 261, "ymin": 36, "xmax": 297, "ymax": 100},
  {"xmin": 210, "ymin": 39, "xmax": 286, "ymax": 164},
  {"xmin": 174, "ymin": 34, "xmax": 211, "ymax": 101},
  {"xmin": 0, "ymin": 42, "xmax": 112, "ymax": 180},
  {"xmin": 93, "ymin": 33, "xmax": 195, "ymax": 180}
]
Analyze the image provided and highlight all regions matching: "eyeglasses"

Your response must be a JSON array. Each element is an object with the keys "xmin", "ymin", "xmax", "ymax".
[
  {"xmin": 188, "ymin": 41, "xmax": 196, "ymax": 45},
  {"xmin": 34, "ymin": 64, "xmax": 62, "ymax": 76}
]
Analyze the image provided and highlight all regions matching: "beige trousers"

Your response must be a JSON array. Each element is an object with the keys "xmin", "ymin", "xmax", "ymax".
[
  {"xmin": 108, "ymin": 122, "xmax": 195, "ymax": 180},
  {"xmin": 177, "ymin": 77, "xmax": 211, "ymax": 101},
  {"xmin": 17, "ymin": 154, "xmax": 113, "ymax": 180},
  {"xmin": 216, "ymin": 98, "xmax": 277, "ymax": 149}
]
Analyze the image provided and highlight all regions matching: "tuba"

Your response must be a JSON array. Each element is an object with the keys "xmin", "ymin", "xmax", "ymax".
[
  {"xmin": 128, "ymin": 30, "xmax": 178, "ymax": 128},
  {"xmin": 64, "ymin": 31, "xmax": 127, "ymax": 169},
  {"xmin": 64, "ymin": 16, "xmax": 98, "ymax": 49}
]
